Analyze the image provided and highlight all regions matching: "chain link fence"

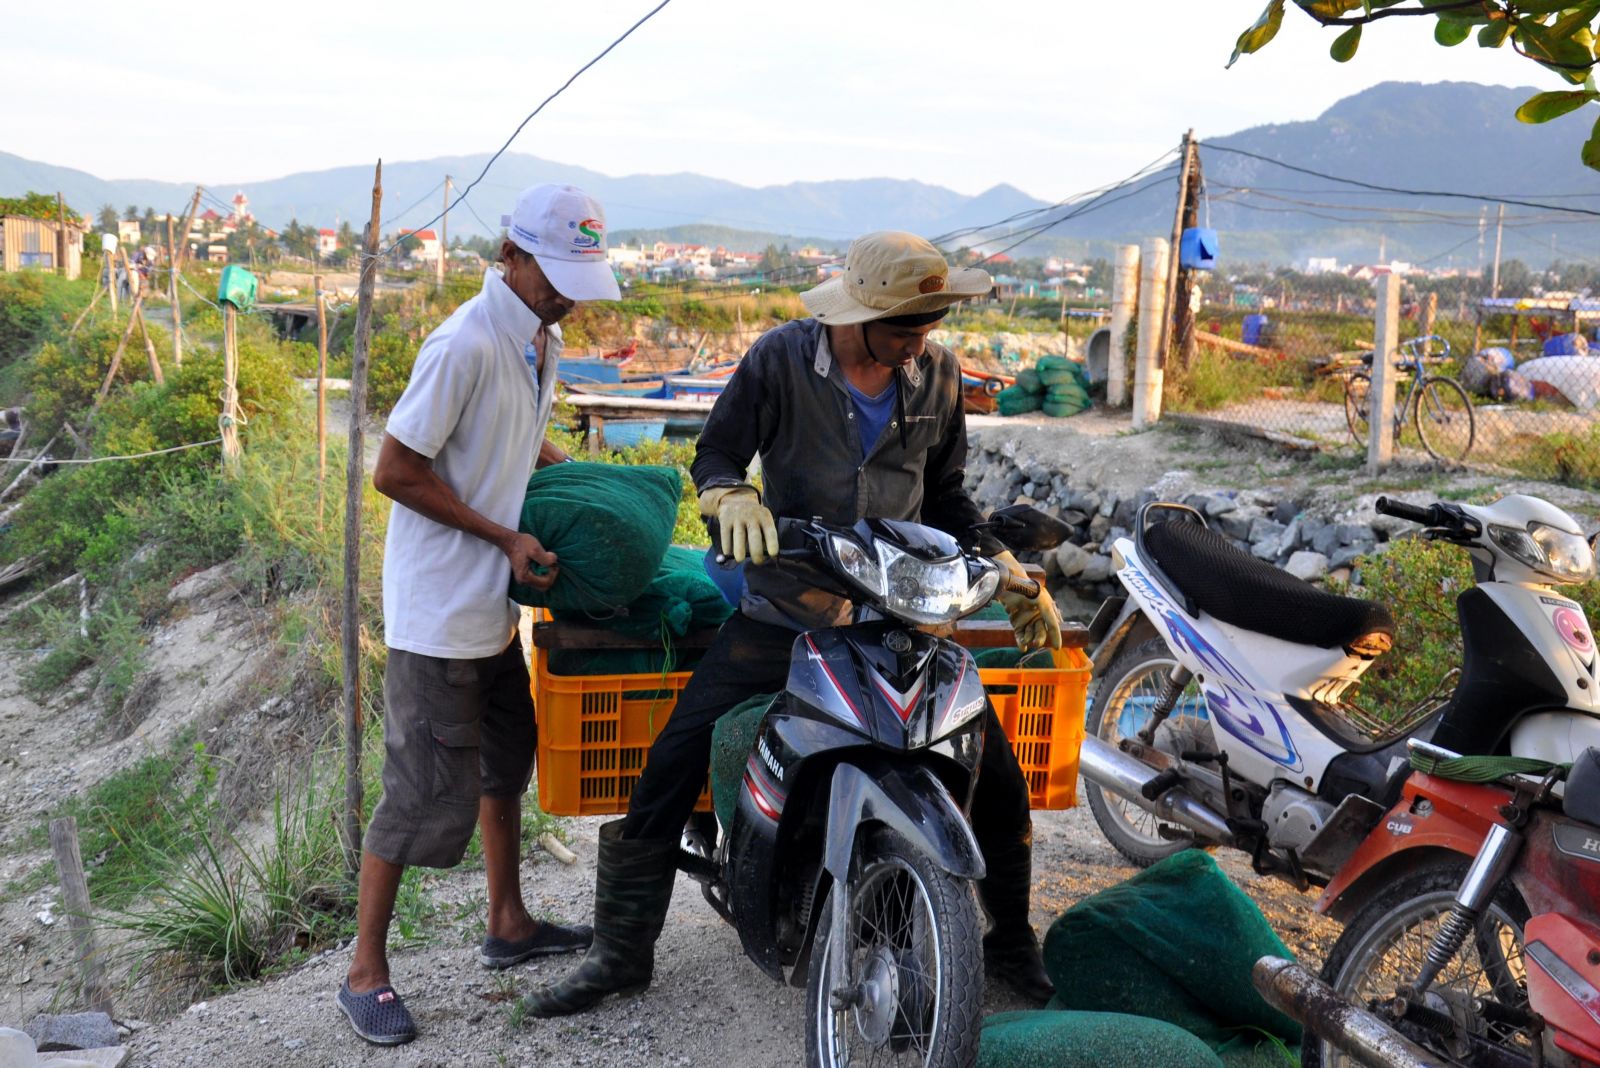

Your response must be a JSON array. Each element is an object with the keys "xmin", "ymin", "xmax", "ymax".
[{"xmin": 1161, "ymin": 290, "xmax": 1600, "ymax": 490}]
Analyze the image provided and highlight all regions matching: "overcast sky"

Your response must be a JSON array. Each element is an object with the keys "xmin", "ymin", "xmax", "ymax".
[{"xmin": 2, "ymin": 1, "xmax": 1552, "ymax": 201}]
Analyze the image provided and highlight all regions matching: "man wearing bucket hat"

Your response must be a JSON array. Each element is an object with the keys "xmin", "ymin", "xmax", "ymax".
[
  {"xmin": 339, "ymin": 184, "xmax": 619, "ymax": 1046},
  {"xmin": 524, "ymin": 231, "xmax": 1060, "ymax": 1020}
]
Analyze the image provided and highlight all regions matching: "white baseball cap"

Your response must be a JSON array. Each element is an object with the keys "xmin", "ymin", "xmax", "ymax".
[{"xmin": 501, "ymin": 184, "xmax": 621, "ymax": 302}]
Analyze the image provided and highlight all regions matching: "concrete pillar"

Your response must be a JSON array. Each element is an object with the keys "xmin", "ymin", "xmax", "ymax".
[
  {"xmin": 1368, "ymin": 273, "xmax": 1401, "ymax": 475},
  {"xmin": 1132, "ymin": 237, "xmax": 1170, "ymax": 429},
  {"xmin": 1108, "ymin": 244, "xmax": 1139, "ymax": 407}
]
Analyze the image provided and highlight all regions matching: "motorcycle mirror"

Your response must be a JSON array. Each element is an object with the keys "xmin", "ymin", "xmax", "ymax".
[{"xmin": 987, "ymin": 505, "xmax": 1073, "ymax": 552}]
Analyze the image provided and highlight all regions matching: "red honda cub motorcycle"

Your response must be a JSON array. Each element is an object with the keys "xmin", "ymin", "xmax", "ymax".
[{"xmin": 1256, "ymin": 737, "xmax": 1600, "ymax": 1068}]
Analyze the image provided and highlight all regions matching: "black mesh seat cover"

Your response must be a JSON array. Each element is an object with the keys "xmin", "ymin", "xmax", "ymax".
[{"xmin": 1143, "ymin": 519, "xmax": 1395, "ymax": 650}]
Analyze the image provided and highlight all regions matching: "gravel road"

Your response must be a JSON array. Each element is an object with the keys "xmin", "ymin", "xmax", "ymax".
[{"xmin": 124, "ymin": 803, "xmax": 1337, "ymax": 1068}]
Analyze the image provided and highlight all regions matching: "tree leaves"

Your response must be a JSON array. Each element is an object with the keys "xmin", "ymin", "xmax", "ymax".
[
  {"xmin": 1330, "ymin": 24, "xmax": 1363, "ymax": 59},
  {"xmin": 1516, "ymin": 88, "xmax": 1600, "ymax": 121},
  {"xmin": 1585, "ymin": 114, "xmax": 1600, "ymax": 169},
  {"xmin": 1230, "ymin": 0, "xmax": 1287, "ymax": 67},
  {"xmin": 1515, "ymin": 17, "xmax": 1597, "ymax": 83},
  {"xmin": 1478, "ymin": 18, "xmax": 1514, "ymax": 47},
  {"xmin": 1435, "ymin": 17, "xmax": 1473, "ymax": 44}
]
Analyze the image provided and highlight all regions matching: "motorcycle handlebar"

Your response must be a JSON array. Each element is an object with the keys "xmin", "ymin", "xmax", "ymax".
[
  {"xmin": 1002, "ymin": 574, "xmax": 1041, "ymax": 599},
  {"xmin": 1375, "ymin": 496, "xmax": 1444, "ymax": 527}
]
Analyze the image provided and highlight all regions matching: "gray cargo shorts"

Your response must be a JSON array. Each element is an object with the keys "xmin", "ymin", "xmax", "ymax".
[{"xmin": 365, "ymin": 634, "xmax": 535, "ymax": 869}]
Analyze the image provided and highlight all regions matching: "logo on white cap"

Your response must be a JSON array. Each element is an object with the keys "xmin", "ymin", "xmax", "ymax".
[{"xmin": 569, "ymin": 218, "xmax": 604, "ymax": 254}]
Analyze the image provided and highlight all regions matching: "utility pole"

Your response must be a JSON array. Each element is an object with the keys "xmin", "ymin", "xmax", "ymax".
[
  {"xmin": 1156, "ymin": 129, "xmax": 1196, "ymax": 374},
  {"xmin": 438, "ymin": 175, "xmax": 451, "ymax": 289},
  {"xmin": 1477, "ymin": 206, "xmax": 1487, "ymax": 276},
  {"xmin": 1491, "ymin": 204, "xmax": 1505, "ymax": 299},
  {"xmin": 1172, "ymin": 138, "xmax": 1203, "ymax": 373},
  {"xmin": 175, "ymin": 187, "xmax": 203, "ymax": 274}
]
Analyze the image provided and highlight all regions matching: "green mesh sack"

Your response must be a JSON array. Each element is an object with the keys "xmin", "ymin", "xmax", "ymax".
[
  {"xmin": 978, "ymin": 1011, "xmax": 1223, "ymax": 1068},
  {"xmin": 1036, "ymin": 355, "xmax": 1087, "ymax": 387},
  {"xmin": 510, "ymin": 463, "xmax": 681, "ymax": 612},
  {"xmin": 1047, "ymin": 381, "xmax": 1088, "ymax": 403},
  {"xmin": 710, "ymin": 693, "xmax": 775, "ymax": 827},
  {"xmin": 555, "ymin": 546, "xmax": 733, "ymax": 638},
  {"xmin": 1042, "ymin": 398, "xmax": 1089, "ymax": 418},
  {"xmin": 1016, "ymin": 369, "xmax": 1045, "ymax": 395},
  {"xmin": 1043, "ymin": 850, "xmax": 1302, "ymax": 1050},
  {"xmin": 997, "ymin": 386, "xmax": 1043, "ymax": 416}
]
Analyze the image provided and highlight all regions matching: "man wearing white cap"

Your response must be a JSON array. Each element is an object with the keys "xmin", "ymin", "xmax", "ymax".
[
  {"xmin": 338, "ymin": 184, "xmax": 620, "ymax": 1046},
  {"xmin": 525, "ymin": 231, "xmax": 1061, "ymax": 1020}
]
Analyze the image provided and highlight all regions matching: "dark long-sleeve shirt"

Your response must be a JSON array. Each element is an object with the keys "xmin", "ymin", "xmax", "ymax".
[{"xmin": 692, "ymin": 318, "xmax": 997, "ymax": 629}]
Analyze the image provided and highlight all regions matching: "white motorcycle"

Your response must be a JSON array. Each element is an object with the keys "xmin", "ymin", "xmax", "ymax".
[{"xmin": 1078, "ymin": 493, "xmax": 1600, "ymax": 887}]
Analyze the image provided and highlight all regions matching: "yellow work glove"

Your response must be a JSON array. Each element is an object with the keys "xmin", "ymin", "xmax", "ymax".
[
  {"xmin": 993, "ymin": 549, "xmax": 1063, "ymax": 652},
  {"xmin": 699, "ymin": 486, "xmax": 779, "ymax": 565}
]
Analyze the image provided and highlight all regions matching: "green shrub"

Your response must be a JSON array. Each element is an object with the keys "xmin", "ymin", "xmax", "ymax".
[
  {"xmin": 367, "ymin": 332, "xmax": 420, "ymax": 417},
  {"xmin": 0, "ymin": 271, "xmax": 94, "ymax": 366},
  {"xmin": 1345, "ymin": 537, "xmax": 1600, "ymax": 717}
]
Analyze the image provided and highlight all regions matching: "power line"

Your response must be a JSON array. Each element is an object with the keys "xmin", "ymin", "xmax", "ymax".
[
  {"xmin": 1199, "ymin": 142, "xmax": 1600, "ymax": 219},
  {"xmin": 969, "ymin": 166, "xmax": 1180, "ymax": 265},
  {"xmin": 379, "ymin": 0, "xmax": 675, "ymax": 258}
]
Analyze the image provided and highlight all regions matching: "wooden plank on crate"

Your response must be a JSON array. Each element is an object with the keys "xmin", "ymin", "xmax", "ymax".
[{"xmin": 531, "ymin": 617, "xmax": 1090, "ymax": 651}]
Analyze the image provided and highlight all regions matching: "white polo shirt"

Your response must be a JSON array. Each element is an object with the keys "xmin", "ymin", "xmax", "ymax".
[{"xmin": 382, "ymin": 268, "xmax": 562, "ymax": 658}]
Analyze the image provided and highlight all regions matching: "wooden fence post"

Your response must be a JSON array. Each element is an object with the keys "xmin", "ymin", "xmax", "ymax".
[
  {"xmin": 94, "ymin": 292, "xmax": 145, "ymax": 407},
  {"xmin": 221, "ymin": 304, "xmax": 241, "ymax": 474},
  {"xmin": 1368, "ymin": 274, "xmax": 1402, "ymax": 476},
  {"xmin": 49, "ymin": 817, "xmax": 113, "ymax": 1017},
  {"xmin": 342, "ymin": 161, "xmax": 383, "ymax": 876},
  {"xmin": 315, "ymin": 274, "xmax": 329, "ymax": 529},
  {"xmin": 167, "ymin": 215, "xmax": 183, "ymax": 368}
]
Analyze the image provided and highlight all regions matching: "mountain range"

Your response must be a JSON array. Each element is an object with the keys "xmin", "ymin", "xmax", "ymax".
[{"xmin": 3, "ymin": 81, "xmax": 1597, "ymax": 269}]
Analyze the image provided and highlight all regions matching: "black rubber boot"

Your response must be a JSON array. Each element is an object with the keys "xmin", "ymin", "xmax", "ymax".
[
  {"xmin": 521, "ymin": 820, "xmax": 677, "ymax": 1018},
  {"xmin": 978, "ymin": 830, "xmax": 1055, "ymax": 1004}
]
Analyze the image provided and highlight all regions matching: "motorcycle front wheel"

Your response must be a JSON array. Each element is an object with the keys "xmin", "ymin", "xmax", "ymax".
[
  {"xmin": 1305, "ymin": 862, "xmax": 1533, "ymax": 1068},
  {"xmin": 806, "ymin": 827, "xmax": 982, "ymax": 1068}
]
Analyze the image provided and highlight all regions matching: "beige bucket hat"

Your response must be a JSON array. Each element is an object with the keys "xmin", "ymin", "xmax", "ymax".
[{"xmin": 801, "ymin": 231, "xmax": 992, "ymax": 325}]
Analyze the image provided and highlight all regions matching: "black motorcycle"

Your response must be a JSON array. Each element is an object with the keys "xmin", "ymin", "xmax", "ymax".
[{"xmin": 682, "ymin": 507, "xmax": 1066, "ymax": 1068}]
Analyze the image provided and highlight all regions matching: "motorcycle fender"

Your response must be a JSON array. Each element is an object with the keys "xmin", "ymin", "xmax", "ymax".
[
  {"xmin": 1315, "ymin": 772, "xmax": 1505, "ymax": 922},
  {"xmin": 1523, "ymin": 913, "xmax": 1600, "ymax": 1064},
  {"xmin": 1089, "ymin": 598, "xmax": 1147, "ymax": 676},
  {"xmin": 823, "ymin": 762, "xmax": 986, "ymax": 884}
]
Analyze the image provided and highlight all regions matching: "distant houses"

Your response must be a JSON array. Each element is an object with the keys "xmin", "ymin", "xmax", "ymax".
[{"xmin": 0, "ymin": 214, "xmax": 86, "ymax": 279}]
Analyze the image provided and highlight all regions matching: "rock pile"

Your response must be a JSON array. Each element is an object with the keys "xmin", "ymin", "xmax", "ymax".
[{"xmin": 963, "ymin": 437, "xmax": 1395, "ymax": 607}]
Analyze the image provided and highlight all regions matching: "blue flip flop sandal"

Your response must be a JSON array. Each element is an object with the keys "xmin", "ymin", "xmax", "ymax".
[{"xmin": 337, "ymin": 981, "xmax": 417, "ymax": 1045}]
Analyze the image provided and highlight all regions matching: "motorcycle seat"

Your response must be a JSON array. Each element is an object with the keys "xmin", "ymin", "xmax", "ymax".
[{"xmin": 1143, "ymin": 519, "xmax": 1395, "ymax": 654}]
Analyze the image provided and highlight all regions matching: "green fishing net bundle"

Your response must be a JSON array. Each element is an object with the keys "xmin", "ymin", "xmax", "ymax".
[
  {"xmin": 978, "ymin": 1010, "xmax": 1223, "ymax": 1068},
  {"xmin": 710, "ymin": 692, "xmax": 776, "ymax": 828},
  {"xmin": 1041, "ymin": 850, "xmax": 1301, "ymax": 1065},
  {"xmin": 509, "ymin": 462, "xmax": 681, "ymax": 612}
]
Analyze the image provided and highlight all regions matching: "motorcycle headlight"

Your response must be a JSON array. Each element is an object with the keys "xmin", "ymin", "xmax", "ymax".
[
  {"xmin": 831, "ymin": 534, "xmax": 885, "ymax": 597},
  {"xmin": 959, "ymin": 565, "xmax": 1001, "ymax": 615},
  {"xmin": 1489, "ymin": 522, "xmax": 1596, "ymax": 583},
  {"xmin": 876, "ymin": 542, "xmax": 977, "ymax": 625}
]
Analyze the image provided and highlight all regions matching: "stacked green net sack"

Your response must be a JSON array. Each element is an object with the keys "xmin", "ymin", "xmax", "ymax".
[
  {"xmin": 995, "ymin": 357, "xmax": 1091, "ymax": 418},
  {"xmin": 509, "ymin": 463, "xmax": 734, "ymax": 676},
  {"xmin": 1026, "ymin": 850, "xmax": 1301, "ymax": 1068},
  {"xmin": 1036, "ymin": 355, "xmax": 1091, "ymax": 418}
]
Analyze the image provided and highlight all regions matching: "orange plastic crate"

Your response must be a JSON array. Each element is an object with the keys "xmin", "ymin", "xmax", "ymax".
[{"xmin": 531, "ymin": 638, "xmax": 1088, "ymax": 817}]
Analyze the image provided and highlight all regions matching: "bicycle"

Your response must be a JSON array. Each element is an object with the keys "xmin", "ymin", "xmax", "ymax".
[{"xmin": 1344, "ymin": 335, "xmax": 1476, "ymax": 462}]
